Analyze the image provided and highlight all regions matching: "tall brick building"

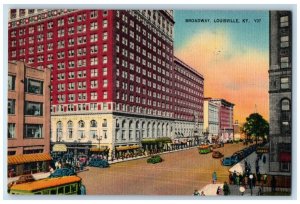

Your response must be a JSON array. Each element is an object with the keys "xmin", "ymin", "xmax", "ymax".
[
  {"xmin": 268, "ymin": 11, "xmax": 292, "ymax": 186},
  {"xmin": 8, "ymin": 9, "xmax": 204, "ymax": 159}
]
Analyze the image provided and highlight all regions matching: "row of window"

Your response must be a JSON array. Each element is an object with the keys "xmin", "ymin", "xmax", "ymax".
[
  {"xmin": 8, "ymin": 76, "xmax": 44, "ymax": 94},
  {"xmin": 8, "ymin": 100, "xmax": 43, "ymax": 116},
  {"xmin": 8, "ymin": 123, "xmax": 43, "ymax": 139}
]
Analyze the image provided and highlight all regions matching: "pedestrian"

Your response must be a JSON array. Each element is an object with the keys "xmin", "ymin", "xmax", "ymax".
[
  {"xmin": 236, "ymin": 174, "xmax": 240, "ymax": 186},
  {"xmin": 257, "ymin": 172, "xmax": 261, "ymax": 184},
  {"xmin": 229, "ymin": 173, "xmax": 233, "ymax": 185},
  {"xmin": 262, "ymin": 155, "xmax": 266, "ymax": 164},
  {"xmin": 271, "ymin": 176, "xmax": 277, "ymax": 192},
  {"xmin": 49, "ymin": 166, "xmax": 54, "ymax": 174},
  {"xmin": 216, "ymin": 186, "xmax": 222, "ymax": 195},
  {"xmin": 8, "ymin": 168, "xmax": 14, "ymax": 178},
  {"xmin": 193, "ymin": 189, "xmax": 200, "ymax": 196},
  {"xmin": 200, "ymin": 191, "xmax": 205, "ymax": 196},
  {"xmin": 212, "ymin": 171, "xmax": 217, "ymax": 184},
  {"xmin": 233, "ymin": 171, "xmax": 237, "ymax": 185},
  {"xmin": 223, "ymin": 182, "xmax": 230, "ymax": 195},
  {"xmin": 256, "ymin": 165, "xmax": 260, "ymax": 174},
  {"xmin": 252, "ymin": 174, "xmax": 257, "ymax": 188},
  {"xmin": 257, "ymin": 186, "xmax": 263, "ymax": 196}
]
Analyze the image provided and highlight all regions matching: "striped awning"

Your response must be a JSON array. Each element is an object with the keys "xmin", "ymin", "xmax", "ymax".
[
  {"xmin": 8, "ymin": 153, "xmax": 52, "ymax": 165},
  {"xmin": 116, "ymin": 145, "xmax": 140, "ymax": 151}
]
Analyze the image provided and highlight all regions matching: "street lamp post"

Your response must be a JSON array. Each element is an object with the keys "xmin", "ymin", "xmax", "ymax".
[
  {"xmin": 97, "ymin": 135, "xmax": 102, "ymax": 157},
  {"xmin": 77, "ymin": 138, "xmax": 81, "ymax": 160},
  {"xmin": 249, "ymin": 174, "xmax": 254, "ymax": 196}
]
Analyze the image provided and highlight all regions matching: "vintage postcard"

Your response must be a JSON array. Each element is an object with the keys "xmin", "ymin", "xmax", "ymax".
[{"xmin": 5, "ymin": 8, "xmax": 292, "ymax": 197}]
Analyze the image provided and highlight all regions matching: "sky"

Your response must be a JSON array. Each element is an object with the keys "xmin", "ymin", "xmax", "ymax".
[{"xmin": 174, "ymin": 10, "xmax": 269, "ymax": 123}]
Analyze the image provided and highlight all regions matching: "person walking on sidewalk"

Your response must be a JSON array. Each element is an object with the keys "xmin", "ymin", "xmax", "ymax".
[
  {"xmin": 223, "ymin": 182, "xmax": 230, "ymax": 195},
  {"xmin": 193, "ymin": 189, "xmax": 200, "ymax": 196},
  {"xmin": 212, "ymin": 171, "xmax": 217, "ymax": 184},
  {"xmin": 271, "ymin": 176, "xmax": 277, "ymax": 192}
]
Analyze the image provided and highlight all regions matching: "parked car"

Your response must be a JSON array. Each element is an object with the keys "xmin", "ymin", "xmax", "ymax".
[
  {"xmin": 88, "ymin": 158, "xmax": 109, "ymax": 168},
  {"xmin": 48, "ymin": 168, "xmax": 76, "ymax": 178},
  {"xmin": 232, "ymin": 151, "xmax": 244, "ymax": 161},
  {"xmin": 222, "ymin": 157, "xmax": 234, "ymax": 166},
  {"xmin": 212, "ymin": 151, "xmax": 224, "ymax": 158},
  {"xmin": 147, "ymin": 155, "xmax": 163, "ymax": 164}
]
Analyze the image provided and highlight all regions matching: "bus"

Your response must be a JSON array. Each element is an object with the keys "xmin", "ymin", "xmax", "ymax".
[
  {"xmin": 9, "ymin": 176, "xmax": 85, "ymax": 195},
  {"xmin": 198, "ymin": 145, "xmax": 212, "ymax": 154}
]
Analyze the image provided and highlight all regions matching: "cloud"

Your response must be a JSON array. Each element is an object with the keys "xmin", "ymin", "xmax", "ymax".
[{"xmin": 175, "ymin": 29, "xmax": 269, "ymax": 122}]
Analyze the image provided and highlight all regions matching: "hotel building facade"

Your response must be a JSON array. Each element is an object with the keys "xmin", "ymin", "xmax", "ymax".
[
  {"xmin": 8, "ymin": 9, "xmax": 204, "ymax": 158},
  {"xmin": 203, "ymin": 98, "xmax": 220, "ymax": 142}
]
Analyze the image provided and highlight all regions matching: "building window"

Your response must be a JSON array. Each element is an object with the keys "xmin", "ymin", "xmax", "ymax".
[
  {"xmin": 8, "ymin": 99, "xmax": 15, "ymax": 114},
  {"xmin": 24, "ymin": 124, "xmax": 43, "ymax": 138},
  {"xmin": 103, "ymin": 56, "xmax": 108, "ymax": 64},
  {"xmin": 281, "ymin": 98, "xmax": 291, "ymax": 135},
  {"xmin": 280, "ymin": 36, "xmax": 289, "ymax": 48},
  {"xmin": 103, "ymin": 32, "xmax": 108, "ymax": 41},
  {"xmin": 56, "ymin": 121, "xmax": 63, "ymax": 141},
  {"xmin": 103, "ymin": 19, "xmax": 108, "ymax": 28},
  {"xmin": 103, "ymin": 68, "xmax": 107, "ymax": 76},
  {"xmin": 280, "ymin": 57, "xmax": 289, "ymax": 69},
  {"xmin": 103, "ymin": 79, "xmax": 108, "ymax": 88},
  {"xmin": 90, "ymin": 120, "xmax": 97, "ymax": 128},
  {"xmin": 8, "ymin": 75, "xmax": 15, "ymax": 90},
  {"xmin": 102, "ymin": 119, "xmax": 107, "ymax": 127},
  {"xmin": 8, "ymin": 123, "xmax": 15, "ymax": 139},
  {"xmin": 67, "ymin": 121, "xmax": 73, "ymax": 139},
  {"xmin": 25, "ymin": 79, "xmax": 43, "ymax": 94},
  {"xmin": 25, "ymin": 101, "xmax": 43, "ymax": 116},
  {"xmin": 280, "ymin": 16, "xmax": 289, "ymax": 27},
  {"xmin": 103, "ymin": 92, "xmax": 108, "ymax": 99},
  {"xmin": 90, "ymin": 10, "xmax": 98, "ymax": 18},
  {"xmin": 280, "ymin": 77, "xmax": 290, "ymax": 89},
  {"xmin": 91, "ymin": 92, "xmax": 98, "ymax": 100}
]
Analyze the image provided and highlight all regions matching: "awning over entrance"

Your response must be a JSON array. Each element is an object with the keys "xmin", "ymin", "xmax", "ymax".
[
  {"xmin": 90, "ymin": 147, "xmax": 109, "ymax": 152},
  {"xmin": 8, "ymin": 153, "xmax": 52, "ymax": 165},
  {"xmin": 116, "ymin": 145, "xmax": 140, "ymax": 151},
  {"xmin": 52, "ymin": 144, "xmax": 67, "ymax": 152},
  {"xmin": 279, "ymin": 152, "xmax": 291, "ymax": 162}
]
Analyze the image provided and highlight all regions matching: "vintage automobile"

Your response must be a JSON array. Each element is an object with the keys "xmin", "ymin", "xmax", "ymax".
[
  {"xmin": 222, "ymin": 155, "xmax": 239, "ymax": 166},
  {"xmin": 147, "ymin": 155, "xmax": 163, "ymax": 164},
  {"xmin": 212, "ymin": 151, "xmax": 224, "ymax": 158},
  {"xmin": 88, "ymin": 158, "xmax": 109, "ymax": 168},
  {"xmin": 48, "ymin": 168, "xmax": 76, "ymax": 178}
]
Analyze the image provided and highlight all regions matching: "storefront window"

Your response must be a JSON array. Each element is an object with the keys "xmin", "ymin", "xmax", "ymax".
[
  {"xmin": 24, "ymin": 124, "xmax": 43, "ymax": 138},
  {"xmin": 25, "ymin": 79, "xmax": 43, "ymax": 94},
  {"xmin": 25, "ymin": 101, "xmax": 43, "ymax": 116}
]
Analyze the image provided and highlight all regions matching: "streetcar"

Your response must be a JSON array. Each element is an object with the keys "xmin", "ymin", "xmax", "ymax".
[
  {"xmin": 9, "ymin": 175, "xmax": 86, "ymax": 195},
  {"xmin": 198, "ymin": 144, "xmax": 212, "ymax": 154}
]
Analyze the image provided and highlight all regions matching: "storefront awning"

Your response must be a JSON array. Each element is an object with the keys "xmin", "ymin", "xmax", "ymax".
[
  {"xmin": 116, "ymin": 145, "xmax": 140, "ymax": 151},
  {"xmin": 279, "ymin": 152, "xmax": 291, "ymax": 162},
  {"xmin": 90, "ymin": 147, "xmax": 109, "ymax": 152},
  {"xmin": 8, "ymin": 153, "xmax": 52, "ymax": 165},
  {"xmin": 52, "ymin": 144, "xmax": 67, "ymax": 152}
]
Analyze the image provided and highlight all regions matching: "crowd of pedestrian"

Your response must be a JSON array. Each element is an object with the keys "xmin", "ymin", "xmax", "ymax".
[{"xmin": 227, "ymin": 153, "xmax": 271, "ymax": 196}]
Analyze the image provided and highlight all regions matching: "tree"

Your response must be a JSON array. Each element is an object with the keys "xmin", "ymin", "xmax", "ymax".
[{"xmin": 241, "ymin": 113, "xmax": 269, "ymax": 144}]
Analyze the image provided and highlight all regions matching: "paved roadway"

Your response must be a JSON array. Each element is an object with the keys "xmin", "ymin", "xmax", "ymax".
[{"xmin": 78, "ymin": 143, "xmax": 249, "ymax": 195}]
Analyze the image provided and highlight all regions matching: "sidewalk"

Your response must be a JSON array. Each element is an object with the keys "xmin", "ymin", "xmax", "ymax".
[
  {"xmin": 108, "ymin": 146, "xmax": 197, "ymax": 164},
  {"xmin": 199, "ymin": 183, "xmax": 261, "ymax": 196}
]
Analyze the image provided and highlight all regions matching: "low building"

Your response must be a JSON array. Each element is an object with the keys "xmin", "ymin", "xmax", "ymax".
[
  {"xmin": 203, "ymin": 98, "xmax": 219, "ymax": 143},
  {"xmin": 209, "ymin": 98, "xmax": 234, "ymax": 142},
  {"xmin": 8, "ymin": 61, "xmax": 51, "ymax": 177}
]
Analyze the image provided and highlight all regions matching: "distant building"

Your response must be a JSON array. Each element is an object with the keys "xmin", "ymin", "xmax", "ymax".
[
  {"xmin": 203, "ymin": 98, "xmax": 219, "ymax": 142},
  {"xmin": 209, "ymin": 98, "xmax": 234, "ymax": 142},
  {"xmin": 268, "ymin": 11, "xmax": 291, "ymax": 185},
  {"xmin": 8, "ymin": 61, "xmax": 51, "ymax": 176}
]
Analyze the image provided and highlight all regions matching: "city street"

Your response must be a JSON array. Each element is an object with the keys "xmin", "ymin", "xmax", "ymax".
[{"xmin": 78, "ymin": 143, "xmax": 249, "ymax": 195}]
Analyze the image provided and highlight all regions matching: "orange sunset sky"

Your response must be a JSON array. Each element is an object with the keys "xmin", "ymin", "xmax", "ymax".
[{"xmin": 174, "ymin": 11, "xmax": 269, "ymax": 123}]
